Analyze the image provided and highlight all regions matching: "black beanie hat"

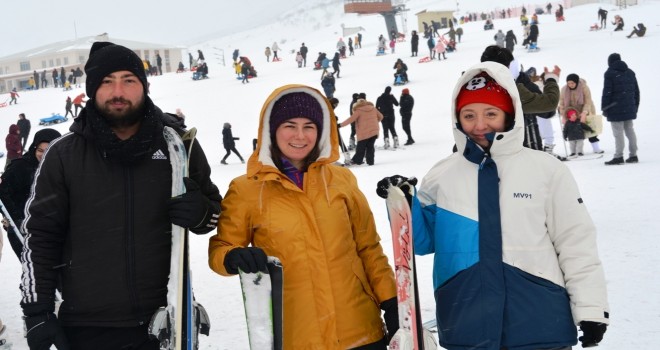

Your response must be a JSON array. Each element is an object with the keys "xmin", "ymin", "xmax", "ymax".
[
  {"xmin": 608, "ymin": 53, "xmax": 621, "ymax": 66},
  {"xmin": 84, "ymin": 41, "xmax": 148, "ymax": 98},
  {"xmin": 269, "ymin": 92, "xmax": 324, "ymax": 135},
  {"xmin": 566, "ymin": 73, "xmax": 580, "ymax": 84},
  {"xmin": 480, "ymin": 45, "xmax": 514, "ymax": 67}
]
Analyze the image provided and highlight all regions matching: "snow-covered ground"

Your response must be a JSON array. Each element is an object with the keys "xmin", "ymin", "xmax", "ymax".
[{"xmin": 2, "ymin": 0, "xmax": 659, "ymax": 348}]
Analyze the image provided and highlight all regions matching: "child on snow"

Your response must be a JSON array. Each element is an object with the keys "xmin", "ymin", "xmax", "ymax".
[{"xmin": 563, "ymin": 108, "xmax": 594, "ymax": 156}]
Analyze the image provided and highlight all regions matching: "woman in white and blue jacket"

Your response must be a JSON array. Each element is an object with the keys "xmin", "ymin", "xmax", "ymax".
[{"xmin": 378, "ymin": 62, "xmax": 609, "ymax": 350}]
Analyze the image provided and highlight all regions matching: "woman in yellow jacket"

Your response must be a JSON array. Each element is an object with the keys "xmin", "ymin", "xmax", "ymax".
[{"xmin": 209, "ymin": 84, "xmax": 398, "ymax": 349}]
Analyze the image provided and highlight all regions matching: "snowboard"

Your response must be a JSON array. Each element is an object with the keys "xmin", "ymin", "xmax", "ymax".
[
  {"xmin": 385, "ymin": 185, "xmax": 437, "ymax": 350},
  {"xmin": 239, "ymin": 257, "xmax": 284, "ymax": 350},
  {"xmin": 148, "ymin": 127, "xmax": 210, "ymax": 350}
]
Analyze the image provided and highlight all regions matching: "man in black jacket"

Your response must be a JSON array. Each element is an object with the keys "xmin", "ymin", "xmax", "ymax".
[
  {"xmin": 376, "ymin": 86, "xmax": 400, "ymax": 148},
  {"xmin": 20, "ymin": 41, "xmax": 222, "ymax": 350},
  {"xmin": 16, "ymin": 113, "xmax": 31, "ymax": 151},
  {"xmin": 602, "ymin": 53, "xmax": 640, "ymax": 165}
]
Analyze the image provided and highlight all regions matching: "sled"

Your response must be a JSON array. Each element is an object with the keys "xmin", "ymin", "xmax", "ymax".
[
  {"xmin": 0, "ymin": 99, "xmax": 8, "ymax": 108},
  {"xmin": 418, "ymin": 57, "xmax": 431, "ymax": 63},
  {"xmin": 39, "ymin": 114, "xmax": 68, "ymax": 126}
]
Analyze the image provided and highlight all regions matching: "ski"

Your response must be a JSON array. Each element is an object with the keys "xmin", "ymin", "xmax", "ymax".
[
  {"xmin": 149, "ymin": 127, "xmax": 209, "ymax": 350},
  {"xmin": 239, "ymin": 257, "xmax": 283, "ymax": 350},
  {"xmin": 386, "ymin": 185, "xmax": 437, "ymax": 350},
  {"xmin": 566, "ymin": 154, "xmax": 604, "ymax": 161}
]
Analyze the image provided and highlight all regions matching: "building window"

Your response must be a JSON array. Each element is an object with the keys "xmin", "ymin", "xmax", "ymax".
[
  {"xmin": 79, "ymin": 55, "xmax": 85, "ymax": 63},
  {"xmin": 56, "ymin": 58, "xmax": 61, "ymax": 66},
  {"xmin": 49, "ymin": 59, "xmax": 54, "ymax": 67},
  {"xmin": 20, "ymin": 62, "xmax": 31, "ymax": 71},
  {"xmin": 64, "ymin": 57, "xmax": 69, "ymax": 65},
  {"xmin": 42, "ymin": 61, "xmax": 47, "ymax": 68}
]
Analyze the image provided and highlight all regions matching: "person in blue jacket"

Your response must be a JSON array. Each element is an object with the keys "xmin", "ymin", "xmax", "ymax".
[{"xmin": 377, "ymin": 61, "xmax": 610, "ymax": 350}]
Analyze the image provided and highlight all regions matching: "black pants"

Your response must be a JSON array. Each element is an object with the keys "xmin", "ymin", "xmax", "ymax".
[
  {"xmin": 20, "ymin": 134, "xmax": 29, "ymax": 150},
  {"xmin": 352, "ymin": 136, "xmax": 377, "ymax": 165},
  {"xmin": 222, "ymin": 146, "xmax": 244, "ymax": 162},
  {"xmin": 401, "ymin": 113, "xmax": 412, "ymax": 141},
  {"xmin": 74, "ymin": 104, "xmax": 83, "ymax": 117},
  {"xmin": 350, "ymin": 122, "xmax": 356, "ymax": 138},
  {"xmin": 63, "ymin": 324, "xmax": 159, "ymax": 350},
  {"xmin": 523, "ymin": 115, "xmax": 543, "ymax": 150},
  {"xmin": 381, "ymin": 116, "xmax": 398, "ymax": 139}
]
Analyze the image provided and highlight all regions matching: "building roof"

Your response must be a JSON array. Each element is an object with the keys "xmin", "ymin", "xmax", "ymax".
[{"xmin": 0, "ymin": 33, "xmax": 183, "ymax": 61}]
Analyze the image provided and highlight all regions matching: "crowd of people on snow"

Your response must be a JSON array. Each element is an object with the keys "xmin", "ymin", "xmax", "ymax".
[{"xmin": 1, "ymin": 1, "xmax": 648, "ymax": 348}]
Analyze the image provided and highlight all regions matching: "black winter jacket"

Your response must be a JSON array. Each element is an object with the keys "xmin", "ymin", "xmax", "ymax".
[
  {"xmin": 20, "ymin": 100, "xmax": 222, "ymax": 327},
  {"xmin": 399, "ymin": 94, "xmax": 414, "ymax": 117},
  {"xmin": 17, "ymin": 118, "xmax": 31, "ymax": 137},
  {"xmin": 222, "ymin": 127, "xmax": 238, "ymax": 149},
  {"xmin": 601, "ymin": 60, "xmax": 639, "ymax": 122},
  {"xmin": 376, "ymin": 93, "xmax": 399, "ymax": 118}
]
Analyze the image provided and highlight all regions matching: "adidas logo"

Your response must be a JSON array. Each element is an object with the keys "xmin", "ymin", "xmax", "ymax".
[{"xmin": 152, "ymin": 149, "xmax": 167, "ymax": 160}]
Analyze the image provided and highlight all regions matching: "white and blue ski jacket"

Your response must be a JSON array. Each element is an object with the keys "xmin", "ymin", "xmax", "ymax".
[{"xmin": 412, "ymin": 62, "xmax": 609, "ymax": 350}]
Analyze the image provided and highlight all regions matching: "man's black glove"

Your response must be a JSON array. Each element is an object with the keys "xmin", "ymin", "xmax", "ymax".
[
  {"xmin": 380, "ymin": 297, "xmax": 399, "ymax": 341},
  {"xmin": 24, "ymin": 313, "xmax": 70, "ymax": 350},
  {"xmin": 168, "ymin": 177, "xmax": 208, "ymax": 229},
  {"xmin": 376, "ymin": 175, "xmax": 418, "ymax": 204},
  {"xmin": 224, "ymin": 247, "xmax": 268, "ymax": 274},
  {"xmin": 579, "ymin": 321, "xmax": 607, "ymax": 348}
]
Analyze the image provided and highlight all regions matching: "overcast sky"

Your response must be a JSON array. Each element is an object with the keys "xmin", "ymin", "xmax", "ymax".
[{"xmin": 1, "ymin": 0, "xmax": 307, "ymax": 57}]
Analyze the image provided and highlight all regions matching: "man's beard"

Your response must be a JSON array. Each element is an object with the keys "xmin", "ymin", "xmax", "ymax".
[{"xmin": 96, "ymin": 95, "xmax": 146, "ymax": 128}]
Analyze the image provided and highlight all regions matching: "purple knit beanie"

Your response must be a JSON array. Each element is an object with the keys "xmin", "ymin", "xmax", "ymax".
[{"xmin": 269, "ymin": 92, "xmax": 323, "ymax": 135}]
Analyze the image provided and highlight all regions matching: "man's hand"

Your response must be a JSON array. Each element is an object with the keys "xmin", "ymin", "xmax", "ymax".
[{"xmin": 24, "ymin": 313, "xmax": 70, "ymax": 350}]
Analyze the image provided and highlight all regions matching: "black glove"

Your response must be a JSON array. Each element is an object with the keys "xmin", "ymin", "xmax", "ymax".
[
  {"xmin": 24, "ymin": 313, "xmax": 70, "ymax": 350},
  {"xmin": 376, "ymin": 175, "xmax": 418, "ymax": 204},
  {"xmin": 380, "ymin": 297, "xmax": 399, "ymax": 341},
  {"xmin": 224, "ymin": 247, "xmax": 268, "ymax": 274},
  {"xmin": 579, "ymin": 321, "xmax": 607, "ymax": 348},
  {"xmin": 168, "ymin": 177, "xmax": 209, "ymax": 229}
]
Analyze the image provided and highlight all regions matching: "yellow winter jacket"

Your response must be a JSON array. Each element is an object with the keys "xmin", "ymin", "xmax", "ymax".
[{"xmin": 209, "ymin": 85, "xmax": 396, "ymax": 349}]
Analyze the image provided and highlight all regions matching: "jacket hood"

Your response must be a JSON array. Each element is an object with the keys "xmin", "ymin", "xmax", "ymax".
[
  {"xmin": 9, "ymin": 124, "xmax": 19, "ymax": 134},
  {"xmin": 451, "ymin": 61, "xmax": 524, "ymax": 156},
  {"xmin": 352, "ymin": 99, "xmax": 376, "ymax": 113},
  {"xmin": 248, "ymin": 84, "xmax": 338, "ymax": 178},
  {"xmin": 609, "ymin": 59, "xmax": 629, "ymax": 72},
  {"xmin": 27, "ymin": 128, "xmax": 62, "ymax": 157}
]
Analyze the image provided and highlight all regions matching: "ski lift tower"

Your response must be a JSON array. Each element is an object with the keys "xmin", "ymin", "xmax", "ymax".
[{"xmin": 344, "ymin": 0, "xmax": 407, "ymax": 40}]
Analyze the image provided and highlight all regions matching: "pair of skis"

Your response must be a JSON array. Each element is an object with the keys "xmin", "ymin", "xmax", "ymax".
[
  {"xmin": 234, "ymin": 185, "xmax": 431, "ymax": 350},
  {"xmin": 385, "ymin": 185, "xmax": 437, "ymax": 350},
  {"xmin": 148, "ymin": 127, "xmax": 210, "ymax": 350}
]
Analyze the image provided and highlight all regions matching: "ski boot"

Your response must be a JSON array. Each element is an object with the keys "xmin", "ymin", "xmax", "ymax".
[
  {"xmin": 543, "ymin": 144, "xmax": 567, "ymax": 161},
  {"xmin": 393, "ymin": 136, "xmax": 399, "ymax": 149},
  {"xmin": 348, "ymin": 136, "xmax": 356, "ymax": 151},
  {"xmin": 383, "ymin": 138, "xmax": 390, "ymax": 149}
]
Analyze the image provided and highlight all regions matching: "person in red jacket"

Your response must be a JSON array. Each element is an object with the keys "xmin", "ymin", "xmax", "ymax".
[
  {"xmin": 4, "ymin": 124, "xmax": 22, "ymax": 170},
  {"xmin": 72, "ymin": 93, "xmax": 86, "ymax": 117}
]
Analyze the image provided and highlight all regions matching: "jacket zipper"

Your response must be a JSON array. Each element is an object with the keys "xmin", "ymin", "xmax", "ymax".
[{"xmin": 124, "ymin": 167, "xmax": 143, "ymax": 325}]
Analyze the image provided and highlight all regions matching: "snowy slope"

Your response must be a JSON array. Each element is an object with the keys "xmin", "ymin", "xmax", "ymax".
[{"xmin": 2, "ymin": 1, "xmax": 660, "ymax": 349}]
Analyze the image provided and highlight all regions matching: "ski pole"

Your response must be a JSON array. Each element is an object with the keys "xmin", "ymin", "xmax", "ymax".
[
  {"xmin": 555, "ymin": 110, "xmax": 569, "ymax": 157},
  {"xmin": 0, "ymin": 199, "xmax": 24, "ymax": 245}
]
